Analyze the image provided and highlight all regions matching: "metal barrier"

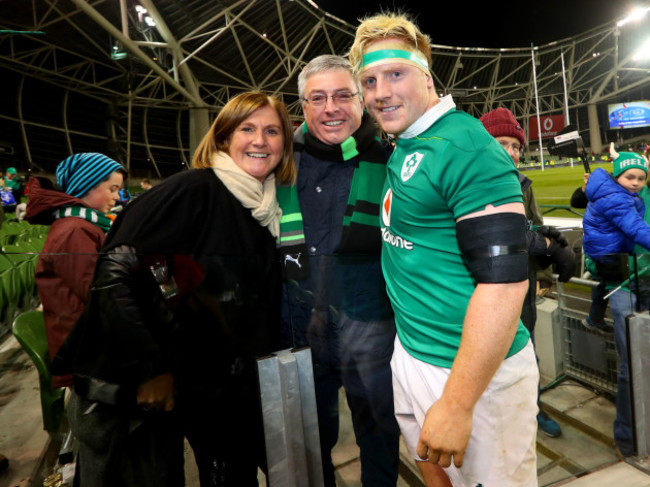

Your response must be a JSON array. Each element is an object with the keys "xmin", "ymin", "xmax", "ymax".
[
  {"xmin": 257, "ymin": 347, "xmax": 324, "ymax": 487},
  {"xmin": 556, "ymin": 278, "xmax": 618, "ymax": 395},
  {"xmin": 556, "ymin": 276, "xmax": 650, "ymax": 465},
  {"xmin": 539, "ymin": 204, "xmax": 585, "ymax": 218},
  {"xmin": 628, "ymin": 313, "xmax": 650, "ymax": 459},
  {"xmin": 561, "ymin": 309, "xmax": 619, "ymax": 395}
]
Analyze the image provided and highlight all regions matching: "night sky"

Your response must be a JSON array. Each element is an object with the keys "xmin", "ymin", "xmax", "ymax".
[{"xmin": 317, "ymin": 0, "xmax": 635, "ymax": 48}]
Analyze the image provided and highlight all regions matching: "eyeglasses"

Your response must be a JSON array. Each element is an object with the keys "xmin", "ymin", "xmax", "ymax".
[
  {"xmin": 303, "ymin": 92, "xmax": 359, "ymax": 106},
  {"xmin": 499, "ymin": 141, "xmax": 522, "ymax": 153}
]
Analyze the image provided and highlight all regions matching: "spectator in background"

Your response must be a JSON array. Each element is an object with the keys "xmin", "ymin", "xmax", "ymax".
[
  {"xmin": 582, "ymin": 148, "xmax": 650, "ymax": 456},
  {"xmin": 570, "ymin": 167, "xmax": 610, "ymax": 333},
  {"xmin": 570, "ymin": 172, "xmax": 590, "ymax": 209},
  {"xmin": 128, "ymin": 178, "xmax": 153, "ymax": 201},
  {"xmin": 4, "ymin": 167, "xmax": 24, "ymax": 202},
  {"xmin": 3, "ymin": 167, "xmax": 19, "ymax": 189},
  {"xmin": 26, "ymin": 153, "xmax": 126, "ymax": 388},
  {"xmin": 0, "ymin": 185, "xmax": 17, "ymax": 210},
  {"xmin": 140, "ymin": 178, "xmax": 153, "ymax": 191},
  {"xmin": 117, "ymin": 183, "xmax": 132, "ymax": 206},
  {"xmin": 480, "ymin": 107, "xmax": 575, "ymax": 439},
  {"xmin": 14, "ymin": 202, "xmax": 27, "ymax": 221},
  {"xmin": 0, "ymin": 203, "xmax": 6, "ymax": 476}
]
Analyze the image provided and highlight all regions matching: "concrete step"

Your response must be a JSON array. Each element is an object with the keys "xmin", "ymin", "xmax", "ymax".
[{"xmin": 1, "ymin": 333, "xmax": 648, "ymax": 487}]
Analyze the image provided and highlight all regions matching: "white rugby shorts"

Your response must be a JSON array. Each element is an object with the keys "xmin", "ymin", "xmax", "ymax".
[{"xmin": 391, "ymin": 337, "xmax": 539, "ymax": 487}]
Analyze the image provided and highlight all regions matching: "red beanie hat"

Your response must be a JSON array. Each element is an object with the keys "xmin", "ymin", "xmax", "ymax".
[{"xmin": 479, "ymin": 107, "xmax": 526, "ymax": 148}]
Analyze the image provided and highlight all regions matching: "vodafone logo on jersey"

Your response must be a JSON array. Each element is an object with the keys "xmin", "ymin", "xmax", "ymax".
[
  {"xmin": 380, "ymin": 188, "xmax": 414, "ymax": 250},
  {"xmin": 382, "ymin": 188, "xmax": 392, "ymax": 227}
]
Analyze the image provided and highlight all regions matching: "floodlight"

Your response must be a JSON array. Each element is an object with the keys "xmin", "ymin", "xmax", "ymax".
[
  {"xmin": 633, "ymin": 38, "xmax": 650, "ymax": 61},
  {"xmin": 618, "ymin": 7, "xmax": 650, "ymax": 27},
  {"xmin": 111, "ymin": 40, "xmax": 126, "ymax": 60}
]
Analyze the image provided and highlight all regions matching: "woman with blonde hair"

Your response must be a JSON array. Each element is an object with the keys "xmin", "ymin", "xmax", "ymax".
[{"xmin": 57, "ymin": 91, "xmax": 295, "ymax": 487}]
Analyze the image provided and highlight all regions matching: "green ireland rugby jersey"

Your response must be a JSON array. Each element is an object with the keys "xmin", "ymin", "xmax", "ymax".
[{"xmin": 380, "ymin": 108, "xmax": 530, "ymax": 368}]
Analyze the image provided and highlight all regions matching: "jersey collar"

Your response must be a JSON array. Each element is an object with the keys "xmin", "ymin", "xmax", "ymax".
[{"xmin": 399, "ymin": 95, "xmax": 456, "ymax": 139}]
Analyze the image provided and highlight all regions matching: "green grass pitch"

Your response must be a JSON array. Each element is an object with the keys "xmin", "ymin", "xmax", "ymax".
[{"xmin": 523, "ymin": 161, "xmax": 614, "ymax": 219}]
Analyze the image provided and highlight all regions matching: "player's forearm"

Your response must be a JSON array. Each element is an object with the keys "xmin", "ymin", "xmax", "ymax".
[{"xmin": 439, "ymin": 280, "xmax": 528, "ymax": 413}]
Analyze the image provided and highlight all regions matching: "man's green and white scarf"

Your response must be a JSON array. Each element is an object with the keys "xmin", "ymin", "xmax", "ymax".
[{"xmin": 277, "ymin": 113, "xmax": 387, "ymax": 278}]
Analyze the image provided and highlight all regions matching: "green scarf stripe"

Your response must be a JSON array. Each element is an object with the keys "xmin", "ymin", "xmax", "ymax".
[
  {"xmin": 341, "ymin": 136, "xmax": 359, "ymax": 160},
  {"xmin": 281, "ymin": 234, "xmax": 306, "ymax": 243},
  {"xmin": 277, "ymin": 185, "xmax": 305, "ymax": 248},
  {"xmin": 53, "ymin": 206, "xmax": 112, "ymax": 232},
  {"xmin": 279, "ymin": 223, "xmax": 304, "ymax": 234},
  {"xmin": 344, "ymin": 201, "xmax": 380, "ymax": 224},
  {"xmin": 278, "ymin": 222, "xmax": 305, "ymax": 247},
  {"xmin": 344, "ymin": 160, "xmax": 385, "ymax": 209},
  {"xmin": 343, "ymin": 211, "xmax": 380, "ymax": 228},
  {"xmin": 281, "ymin": 213, "xmax": 303, "ymax": 224}
]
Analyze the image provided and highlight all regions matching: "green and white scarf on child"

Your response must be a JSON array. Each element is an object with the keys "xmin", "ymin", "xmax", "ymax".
[{"xmin": 53, "ymin": 206, "xmax": 113, "ymax": 232}]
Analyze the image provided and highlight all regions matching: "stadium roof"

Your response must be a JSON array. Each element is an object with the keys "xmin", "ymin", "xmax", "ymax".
[{"xmin": 1, "ymin": 1, "xmax": 649, "ymax": 174}]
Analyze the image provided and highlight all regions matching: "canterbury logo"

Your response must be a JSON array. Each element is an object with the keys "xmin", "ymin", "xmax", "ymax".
[{"xmin": 284, "ymin": 253, "xmax": 302, "ymax": 268}]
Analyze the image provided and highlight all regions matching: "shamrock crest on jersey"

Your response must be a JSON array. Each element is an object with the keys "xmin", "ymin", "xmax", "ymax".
[{"xmin": 401, "ymin": 152, "xmax": 424, "ymax": 182}]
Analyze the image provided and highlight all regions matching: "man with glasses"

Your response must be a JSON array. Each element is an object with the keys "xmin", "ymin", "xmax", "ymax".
[
  {"xmin": 277, "ymin": 54, "xmax": 400, "ymax": 486},
  {"xmin": 479, "ymin": 108, "xmax": 532, "ymax": 216}
]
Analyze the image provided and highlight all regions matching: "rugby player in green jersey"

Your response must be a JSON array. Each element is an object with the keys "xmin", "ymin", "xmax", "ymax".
[{"xmin": 349, "ymin": 12, "xmax": 539, "ymax": 487}]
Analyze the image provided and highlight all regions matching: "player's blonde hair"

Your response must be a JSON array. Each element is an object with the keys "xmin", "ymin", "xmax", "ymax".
[{"xmin": 348, "ymin": 12, "xmax": 432, "ymax": 73}]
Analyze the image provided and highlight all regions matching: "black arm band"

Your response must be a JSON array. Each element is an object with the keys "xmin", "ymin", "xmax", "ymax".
[{"xmin": 456, "ymin": 213, "xmax": 528, "ymax": 283}]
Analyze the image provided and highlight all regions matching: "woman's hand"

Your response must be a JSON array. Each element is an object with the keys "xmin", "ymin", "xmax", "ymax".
[{"xmin": 137, "ymin": 372, "xmax": 176, "ymax": 412}]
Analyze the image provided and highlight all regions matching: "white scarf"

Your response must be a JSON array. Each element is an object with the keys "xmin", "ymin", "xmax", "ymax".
[{"xmin": 211, "ymin": 151, "xmax": 281, "ymax": 238}]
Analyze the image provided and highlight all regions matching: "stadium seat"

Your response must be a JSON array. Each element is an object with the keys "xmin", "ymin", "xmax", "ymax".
[
  {"xmin": 1, "ymin": 244, "xmax": 38, "ymax": 309},
  {"xmin": 0, "ymin": 254, "xmax": 20, "ymax": 327},
  {"xmin": 0, "ymin": 221, "xmax": 26, "ymax": 246},
  {"xmin": 12, "ymin": 310, "xmax": 65, "ymax": 433}
]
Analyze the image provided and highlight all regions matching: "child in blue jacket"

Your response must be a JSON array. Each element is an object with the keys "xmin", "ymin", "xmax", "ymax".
[
  {"xmin": 582, "ymin": 148, "xmax": 650, "ymax": 457},
  {"xmin": 583, "ymin": 150, "xmax": 650, "ymax": 266}
]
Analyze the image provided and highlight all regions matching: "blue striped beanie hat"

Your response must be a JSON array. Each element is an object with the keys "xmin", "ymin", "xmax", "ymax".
[{"xmin": 56, "ymin": 153, "xmax": 124, "ymax": 198}]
